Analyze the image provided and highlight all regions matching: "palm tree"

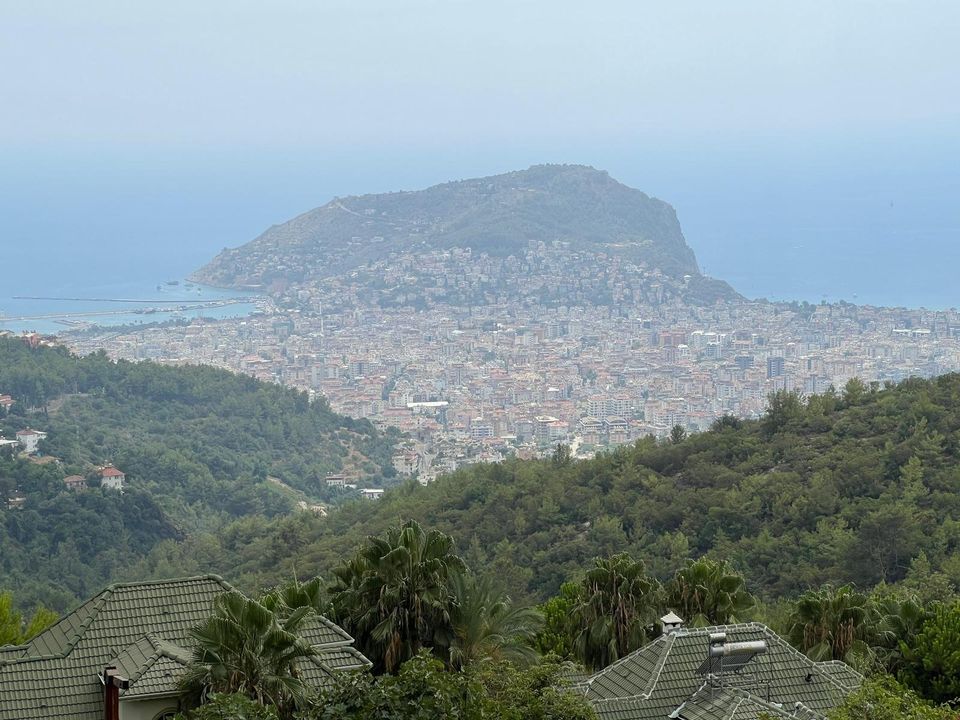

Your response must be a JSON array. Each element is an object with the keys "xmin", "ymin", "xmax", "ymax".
[
  {"xmin": 665, "ymin": 558, "xmax": 756, "ymax": 627},
  {"xmin": 787, "ymin": 584, "xmax": 872, "ymax": 664},
  {"xmin": 870, "ymin": 592, "xmax": 930, "ymax": 674},
  {"xmin": 570, "ymin": 553, "xmax": 662, "ymax": 671},
  {"xmin": 447, "ymin": 572, "xmax": 543, "ymax": 670},
  {"xmin": 261, "ymin": 577, "xmax": 330, "ymax": 619},
  {"xmin": 181, "ymin": 591, "xmax": 317, "ymax": 713},
  {"xmin": 329, "ymin": 520, "xmax": 466, "ymax": 673}
]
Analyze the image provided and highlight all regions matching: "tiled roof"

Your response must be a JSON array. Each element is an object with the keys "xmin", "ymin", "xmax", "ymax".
[
  {"xmin": 0, "ymin": 575, "xmax": 369, "ymax": 719},
  {"xmin": 0, "ymin": 649, "xmax": 24, "ymax": 663},
  {"xmin": 580, "ymin": 623, "xmax": 862, "ymax": 720},
  {"xmin": 111, "ymin": 634, "xmax": 193, "ymax": 701}
]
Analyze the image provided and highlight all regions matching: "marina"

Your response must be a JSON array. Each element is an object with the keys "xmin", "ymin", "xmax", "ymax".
[{"xmin": 0, "ymin": 283, "xmax": 262, "ymax": 334}]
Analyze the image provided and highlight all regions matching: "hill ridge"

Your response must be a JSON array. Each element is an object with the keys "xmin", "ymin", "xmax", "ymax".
[{"xmin": 191, "ymin": 164, "xmax": 737, "ymax": 303}]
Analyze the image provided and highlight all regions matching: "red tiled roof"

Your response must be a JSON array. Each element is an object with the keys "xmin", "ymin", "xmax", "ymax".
[{"xmin": 100, "ymin": 467, "xmax": 125, "ymax": 477}]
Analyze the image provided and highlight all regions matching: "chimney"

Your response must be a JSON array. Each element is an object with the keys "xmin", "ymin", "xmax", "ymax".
[
  {"xmin": 102, "ymin": 666, "xmax": 129, "ymax": 720},
  {"xmin": 661, "ymin": 611, "xmax": 684, "ymax": 633}
]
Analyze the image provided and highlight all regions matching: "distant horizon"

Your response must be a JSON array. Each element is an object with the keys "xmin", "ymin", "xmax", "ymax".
[
  {"xmin": 2, "ymin": 134, "xmax": 957, "ymax": 313},
  {"xmin": 3, "ymin": 1, "xmax": 958, "ymax": 311}
]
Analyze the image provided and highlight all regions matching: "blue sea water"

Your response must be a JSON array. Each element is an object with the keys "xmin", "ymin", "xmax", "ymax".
[
  {"xmin": 0, "ymin": 282, "xmax": 258, "ymax": 335},
  {"xmin": 0, "ymin": 136, "xmax": 957, "ymax": 330}
]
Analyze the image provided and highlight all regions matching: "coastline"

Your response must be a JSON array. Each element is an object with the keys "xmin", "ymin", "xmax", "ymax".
[{"xmin": 0, "ymin": 280, "xmax": 263, "ymax": 335}]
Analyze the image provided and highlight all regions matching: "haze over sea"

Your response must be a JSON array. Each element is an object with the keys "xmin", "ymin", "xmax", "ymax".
[{"xmin": 2, "ymin": 133, "xmax": 957, "ymax": 331}]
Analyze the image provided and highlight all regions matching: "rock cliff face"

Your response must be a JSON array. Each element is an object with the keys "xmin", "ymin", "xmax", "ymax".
[{"xmin": 192, "ymin": 164, "xmax": 738, "ymax": 303}]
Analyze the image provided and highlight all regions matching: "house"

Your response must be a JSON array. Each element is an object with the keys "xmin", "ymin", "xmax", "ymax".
[
  {"xmin": 0, "ymin": 575, "xmax": 370, "ymax": 720},
  {"xmin": 64, "ymin": 475, "xmax": 87, "ymax": 491},
  {"xmin": 0, "ymin": 395, "xmax": 13, "ymax": 414},
  {"xmin": 15, "ymin": 429, "xmax": 47, "ymax": 455},
  {"xmin": 324, "ymin": 473, "xmax": 348, "ymax": 488},
  {"xmin": 99, "ymin": 466, "xmax": 125, "ymax": 491},
  {"xmin": 576, "ymin": 618, "xmax": 861, "ymax": 720},
  {"xmin": 0, "ymin": 437, "xmax": 19, "ymax": 453},
  {"xmin": 359, "ymin": 488, "xmax": 385, "ymax": 500},
  {"xmin": 392, "ymin": 451, "xmax": 420, "ymax": 476},
  {"xmin": 5, "ymin": 494, "xmax": 26, "ymax": 510}
]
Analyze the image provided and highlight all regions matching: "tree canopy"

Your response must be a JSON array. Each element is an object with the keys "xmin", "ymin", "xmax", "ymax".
[
  {"xmin": 126, "ymin": 372, "xmax": 960, "ymax": 611},
  {"xmin": 0, "ymin": 337, "xmax": 397, "ymax": 610}
]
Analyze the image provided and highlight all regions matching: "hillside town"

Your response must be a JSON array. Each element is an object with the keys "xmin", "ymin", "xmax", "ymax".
[
  {"xmin": 58, "ymin": 244, "xmax": 960, "ymax": 484},
  {"xmin": 0, "ymin": 390, "xmax": 128, "ymax": 508}
]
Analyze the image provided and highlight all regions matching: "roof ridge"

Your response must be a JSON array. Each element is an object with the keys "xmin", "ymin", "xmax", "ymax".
[
  {"xmin": 150, "ymin": 635, "xmax": 193, "ymax": 664},
  {"xmin": 726, "ymin": 695, "xmax": 747, "ymax": 720},
  {"xmin": 122, "ymin": 636, "xmax": 165, "ymax": 687},
  {"xmin": 588, "ymin": 631, "xmax": 667, "ymax": 683},
  {"xmin": 641, "ymin": 631, "xmax": 677, "ymax": 699},
  {"xmin": 756, "ymin": 625, "xmax": 858, "ymax": 696},
  {"xmin": 105, "ymin": 574, "xmax": 230, "ymax": 591},
  {"xmin": 117, "ymin": 633, "xmax": 194, "ymax": 692},
  {"xmin": 24, "ymin": 587, "xmax": 113, "ymax": 660},
  {"xmin": 722, "ymin": 685, "xmax": 825, "ymax": 720},
  {"xmin": 313, "ymin": 614, "xmax": 356, "ymax": 646}
]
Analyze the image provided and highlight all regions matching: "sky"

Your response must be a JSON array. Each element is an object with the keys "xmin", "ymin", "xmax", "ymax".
[
  {"xmin": 3, "ymin": 1, "xmax": 959, "ymax": 148},
  {"xmin": 1, "ymin": 1, "xmax": 958, "ymax": 306}
]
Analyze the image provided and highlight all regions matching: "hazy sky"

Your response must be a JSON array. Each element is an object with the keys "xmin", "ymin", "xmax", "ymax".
[
  {"xmin": 3, "ymin": 0, "xmax": 958, "ymax": 150},
  {"xmin": 2, "ymin": 1, "xmax": 958, "ymax": 308}
]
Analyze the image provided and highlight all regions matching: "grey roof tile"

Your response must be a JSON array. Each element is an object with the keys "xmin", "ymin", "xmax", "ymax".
[
  {"xmin": 0, "ymin": 575, "xmax": 369, "ymax": 719},
  {"xmin": 582, "ymin": 623, "xmax": 861, "ymax": 720}
]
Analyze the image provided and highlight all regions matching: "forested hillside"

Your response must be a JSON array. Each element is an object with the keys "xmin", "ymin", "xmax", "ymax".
[
  {"xmin": 0, "ymin": 337, "xmax": 398, "ymax": 610},
  {"xmin": 5, "ymin": 332, "xmax": 960, "ymax": 618},
  {"xmin": 132, "ymin": 374, "xmax": 960, "ymax": 604}
]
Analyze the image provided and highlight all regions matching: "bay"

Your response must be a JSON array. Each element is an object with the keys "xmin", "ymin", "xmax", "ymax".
[{"xmin": 1, "ymin": 137, "xmax": 956, "ymax": 326}]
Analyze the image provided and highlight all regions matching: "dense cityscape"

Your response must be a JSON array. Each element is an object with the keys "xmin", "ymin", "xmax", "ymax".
[{"xmin": 63, "ymin": 240, "xmax": 960, "ymax": 484}]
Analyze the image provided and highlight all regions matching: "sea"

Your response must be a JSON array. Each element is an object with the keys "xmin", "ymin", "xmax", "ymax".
[
  {"xmin": 0, "ymin": 282, "xmax": 259, "ymax": 335},
  {"xmin": 1, "ymin": 135, "xmax": 957, "ymax": 335}
]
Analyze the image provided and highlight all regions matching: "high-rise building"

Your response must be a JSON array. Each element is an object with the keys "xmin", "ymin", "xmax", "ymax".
[{"xmin": 767, "ymin": 356, "xmax": 785, "ymax": 379}]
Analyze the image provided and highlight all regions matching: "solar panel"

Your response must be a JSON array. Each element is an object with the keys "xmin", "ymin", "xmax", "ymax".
[
  {"xmin": 696, "ymin": 640, "xmax": 767, "ymax": 676},
  {"xmin": 696, "ymin": 650, "xmax": 761, "ymax": 675}
]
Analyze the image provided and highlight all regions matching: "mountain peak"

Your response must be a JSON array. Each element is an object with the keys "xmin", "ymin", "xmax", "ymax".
[{"xmin": 192, "ymin": 166, "xmax": 739, "ymax": 304}]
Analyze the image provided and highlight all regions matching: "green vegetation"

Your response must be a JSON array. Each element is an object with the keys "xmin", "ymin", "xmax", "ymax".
[
  {"xmin": 302, "ymin": 653, "xmax": 595, "ymax": 720},
  {"xmin": 181, "ymin": 590, "xmax": 318, "ymax": 713},
  {"xmin": 0, "ymin": 452, "xmax": 182, "ymax": 609},
  {"xmin": 170, "ymin": 522, "xmax": 960, "ymax": 719},
  {"xmin": 787, "ymin": 584, "xmax": 874, "ymax": 663},
  {"xmin": 447, "ymin": 572, "xmax": 542, "ymax": 671},
  {"xmin": 228, "ymin": 650, "xmax": 585, "ymax": 720},
  {"xmin": 827, "ymin": 676, "xmax": 954, "ymax": 720},
  {"xmin": 0, "ymin": 590, "xmax": 57, "ymax": 645},
  {"xmin": 7, "ymin": 335, "xmax": 960, "ymax": 717},
  {"xmin": 178, "ymin": 693, "xmax": 278, "ymax": 720},
  {"xmin": 133, "ymin": 374, "xmax": 960, "ymax": 611},
  {"xmin": 567, "ymin": 553, "xmax": 661, "ymax": 670},
  {"xmin": 175, "ymin": 563, "xmax": 592, "ymax": 720},
  {"xmin": 898, "ymin": 602, "xmax": 960, "ymax": 705},
  {"xmin": 328, "ymin": 520, "xmax": 466, "ymax": 673},
  {"xmin": 0, "ymin": 337, "xmax": 397, "ymax": 610},
  {"xmin": 665, "ymin": 557, "xmax": 755, "ymax": 626}
]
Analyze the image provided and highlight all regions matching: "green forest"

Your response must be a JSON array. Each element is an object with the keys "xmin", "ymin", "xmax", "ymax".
[
  {"xmin": 123, "ymin": 372, "xmax": 960, "ymax": 610},
  {"xmin": 5, "ymin": 337, "xmax": 960, "ymax": 717},
  {"xmin": 0, "ymin": 337, "xmax": 399, "ymax": 610}
]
